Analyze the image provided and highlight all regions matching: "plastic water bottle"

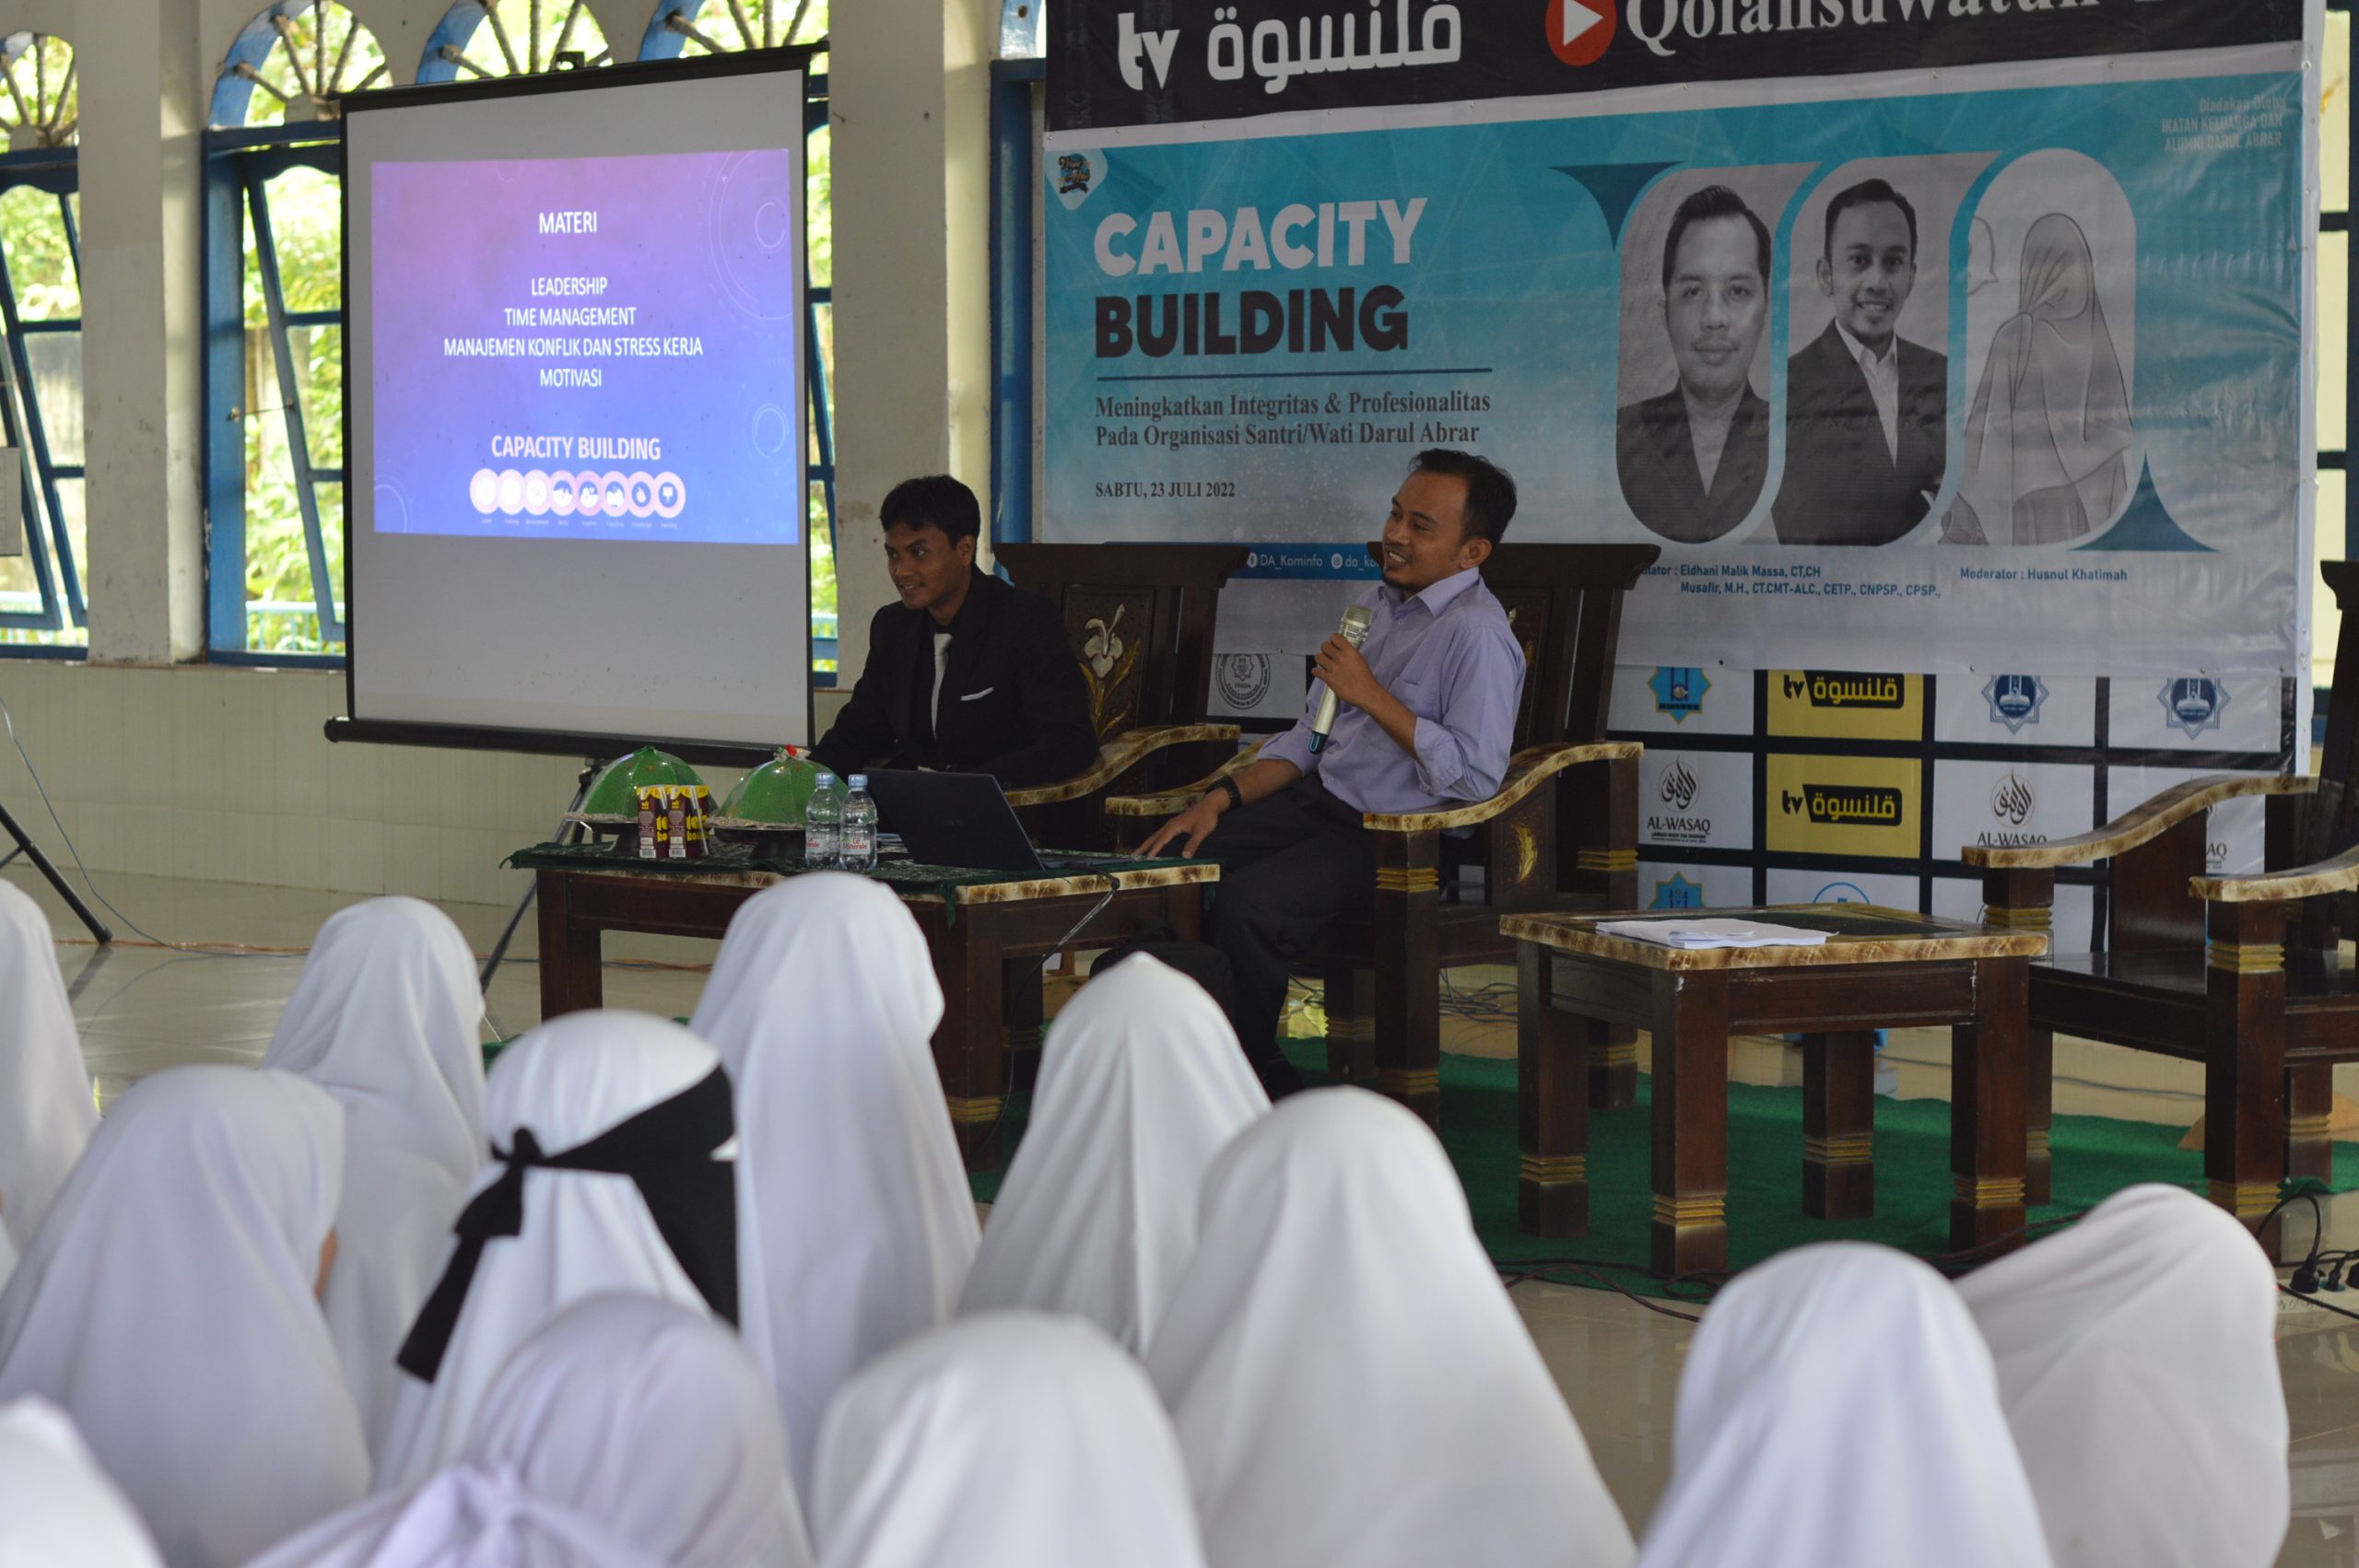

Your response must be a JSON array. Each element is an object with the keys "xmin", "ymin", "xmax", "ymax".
[
  {"xmin": 841, "ymin": 774, "xmax": 879, "ymax": 873},
  {"xmin": 804, "ymin": 772, "xmax": 842, "ymax": 870}
]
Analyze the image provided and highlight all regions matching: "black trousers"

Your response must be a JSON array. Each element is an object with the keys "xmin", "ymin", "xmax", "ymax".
[{"xmin": 1199, "ymin": 778, "xmax": 1378, "ymax": 1060}]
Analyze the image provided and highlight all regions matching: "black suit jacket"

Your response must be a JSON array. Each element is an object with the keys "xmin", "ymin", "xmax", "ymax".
[
  {"xmin": 812, "ymin": 568, "xmax": 1099, "ymax": 788},
  {"xmin": 1772, "ymin": 321, "xmax": 1947, "ymax": 546},
  {"xmin": 1616, "ymin": 384, "xmax": 1769, "ymax": 544}
]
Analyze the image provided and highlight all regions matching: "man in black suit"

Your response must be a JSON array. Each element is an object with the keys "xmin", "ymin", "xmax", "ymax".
[
  {"xmin": 1617, "ymin": 186, "xmax": 1773, "ymax": 544},
  {"xmin": 1773, "ymin": 178, "xmax": 1948, "ymax": 545},
  {"xmin": 812, "ymin": 475, "xmax": 1098, "ymax": 787}
]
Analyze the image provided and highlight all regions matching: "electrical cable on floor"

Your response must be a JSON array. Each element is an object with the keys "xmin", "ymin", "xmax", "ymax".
[
  {"xmin": 0, "ymin": 689, "xmax": 288, "ymax": 958},
  {"xmin": 6, "ymin": 690, "xmax": 739, "ymax": 984},
  {"xmin": 2283, "ymin": 1282, "xmax": 2359, "ymax": 1324},
  {"xmin": 2231, "ymin": 1189, "xmax": 2359, "ymax": 1330},
  {"xmin": 1499, "ymin": 1262, "xmax": 1707, "ymax": 1324}
]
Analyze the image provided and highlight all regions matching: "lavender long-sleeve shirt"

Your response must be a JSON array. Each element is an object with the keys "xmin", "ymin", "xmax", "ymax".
[{"xmin": 1262, "ymin": 564, "xmax": 1526, "ymax": 815}]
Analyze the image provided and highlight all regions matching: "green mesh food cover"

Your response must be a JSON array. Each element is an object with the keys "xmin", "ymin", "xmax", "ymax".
[
  {"xmin": 717, "ymin": 747, "xmax": 839, "ymax": 826},
  {"xmin": 581, "ymin": 747, "xmax": 704, "ymax": 816}
]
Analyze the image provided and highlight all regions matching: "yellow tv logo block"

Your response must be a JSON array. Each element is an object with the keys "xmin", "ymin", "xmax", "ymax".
[
  {"xmin": 1766, "ymin": 755, "xmax": 1921, "ymax": 859},
  {"xmin": 1767, "ymin": 670, "xmax": 1924, "ymax": 741}
]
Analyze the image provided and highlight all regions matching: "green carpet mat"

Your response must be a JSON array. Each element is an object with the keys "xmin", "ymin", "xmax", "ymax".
[{"xmin": 971, "ymin": 1038, "xmax": 2359, "ymax": 1298}]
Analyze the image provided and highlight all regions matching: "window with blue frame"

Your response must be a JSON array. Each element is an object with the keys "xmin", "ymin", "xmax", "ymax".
[
  {"xmin": 0, "ymin": 32, "xmax": 84, "ymax": 655},
  {"xmin": 999, "ymin": 0, "xmax": 1043, "ymax": 59},
  {"xmin": 204, "ymin": 2, "xmax": 385, "ymax": 662},
  {"xmin": 203, "ymin": 0, "xmax": 838, "ymax": 676},
  {"xmin": 640, "ymin": 0, "xmax": 839, "ymax": 681},
  {"xmin": 990, "ymin": 6, "xmax": 1042, "ymax": 548},
  {"xmin": 417, "ymin": 0, "xmax": 613, "ymax": 82},
  {"xmin": 2318, "ymin": 4, "xmax": 2352, "ymax": 696}
]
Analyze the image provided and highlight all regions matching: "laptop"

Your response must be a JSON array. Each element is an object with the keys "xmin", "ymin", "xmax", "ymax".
[{"xmin": 861, "ymin": 770, "xmax": 1137, "ymax": 874}]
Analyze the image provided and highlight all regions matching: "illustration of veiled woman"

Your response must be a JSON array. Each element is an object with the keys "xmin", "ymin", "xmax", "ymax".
[{"xmin": 1942, "ymin": 214, "xmax": 2133, "ymax": 545}]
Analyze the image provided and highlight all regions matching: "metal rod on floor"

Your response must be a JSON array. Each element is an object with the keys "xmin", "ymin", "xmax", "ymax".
[
  {"xmin": 479, "ymin": 756, "xmax": 600, "ymax": 991},
  {"xmin": 0, "ymin": 796, "xmax": 110, "ymax": 943}
]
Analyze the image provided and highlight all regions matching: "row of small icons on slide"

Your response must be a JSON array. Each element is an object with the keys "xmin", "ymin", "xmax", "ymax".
[{"xmin": 468, "ymin": 467, "xmax": 687, "ymax": 521}]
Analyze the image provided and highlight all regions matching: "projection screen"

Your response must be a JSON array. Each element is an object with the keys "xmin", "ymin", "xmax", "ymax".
[{"xmin": 341, "ymin": 53, "xmax": 812, "ymax": 753}]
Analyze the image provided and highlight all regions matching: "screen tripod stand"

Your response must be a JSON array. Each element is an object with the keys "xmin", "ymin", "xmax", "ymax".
[{"xmin": 0, "ymin": 797, "xmax": 111, "ymax": 942}]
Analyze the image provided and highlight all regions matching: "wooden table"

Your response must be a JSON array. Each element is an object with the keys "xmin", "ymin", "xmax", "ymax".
[
  {"xmin": 533, "ymin": 857, "xmax": 1217, "ymax": 1170},
  {"xmin": 1502, "ymin": 905, "xmax": 2048, "ymax": 1274}
]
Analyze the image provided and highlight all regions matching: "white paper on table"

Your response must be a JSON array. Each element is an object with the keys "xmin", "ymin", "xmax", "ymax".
[{"xmin": 1594, "ymin": 918, "xmax": 1830, "ymax": 951}]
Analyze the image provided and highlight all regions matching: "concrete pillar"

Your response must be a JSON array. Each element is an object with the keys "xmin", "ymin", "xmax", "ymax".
[
  {"xmin": 828, "ymin": 0, "xmax": 998, "ymax": 695},
  {"xmin": 76, "ymin": 0, "xmax": 205, "ymax": 662}
]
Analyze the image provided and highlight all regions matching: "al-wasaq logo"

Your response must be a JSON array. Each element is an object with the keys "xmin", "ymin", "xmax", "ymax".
[{"xmin": 1546, "ymin": 0, "xmax": 1614, "ymax": 65}]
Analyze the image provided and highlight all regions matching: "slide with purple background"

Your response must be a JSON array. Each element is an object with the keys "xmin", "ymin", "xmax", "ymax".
[{"xmin": 371, "ymin": 147, "xmax": 801, "ymax": 544}]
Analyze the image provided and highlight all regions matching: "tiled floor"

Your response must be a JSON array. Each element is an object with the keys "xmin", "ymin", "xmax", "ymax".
[{"xmin": 11, "ymin": 862, "xmax": 2359, "ymax": 1562}]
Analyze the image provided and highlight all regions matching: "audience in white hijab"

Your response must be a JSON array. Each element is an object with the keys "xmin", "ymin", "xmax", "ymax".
[
  {"xmin": 1146, "ymin": 1088, "xmax": 1635, "ymax": 1568},
  {"xmin": 0, "ymin": 882, "xmax": 97, "ymax": 1274},
  {"xmin": 372, "ymin": 1011, "xmax": 739, "ymax": 1493},
  {"xmin": 1637, "ymin": 1242, "xmax": 2054, "ymax": 1567},
  {"xmin": 262, "ymin": 897, "xmax": 487, "ymax": 1442},
  {"xmin": 813, "ymin": 1313, "xmax": 1208, "ymax": 1568},
  {"xmin": 251, "ymin": 1293, "xmax": 813, "ymax": 1568},
  {"xmin": 0, "ymin": 889, "xmax": 2306, "ymax": 1565},
  {"xmin": 689, "ymin": 874, "xmax": 980, "ymax": 1496},
  {"xmin": 1959, "ymin": 1184, "xmax": 2288, "ymax": 1568},
  {"xmin": 958, "ymin": 954, "xmax": 1267, "ymax": 1351},
  {"xmin": 0, "ymin": 1398, "xmax": 163, "ymax": 1568},
  {"xmin": 0, "ymin": 1068, "xmax": 367, "ymax": 1568}
]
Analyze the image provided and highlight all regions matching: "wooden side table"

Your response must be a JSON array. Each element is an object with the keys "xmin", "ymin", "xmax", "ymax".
[
  {"xmin": 533, "ymin": 857, "xmax": 1217, "ymax": 1170},
  {"xmin": 1504, "ymin": 906, "xmax": 2048, "ymax": 1274}
]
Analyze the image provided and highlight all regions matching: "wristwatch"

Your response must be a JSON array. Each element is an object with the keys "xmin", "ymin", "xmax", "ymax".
[{"xmin": 1211, "ymin": 776, "xmax": 1244, "ymax": 812}]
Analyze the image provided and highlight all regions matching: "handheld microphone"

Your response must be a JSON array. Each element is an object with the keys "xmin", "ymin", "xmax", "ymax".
[{"xmin": 1309, "ymin": 603, "xmax": 1376, "ymax": 754}]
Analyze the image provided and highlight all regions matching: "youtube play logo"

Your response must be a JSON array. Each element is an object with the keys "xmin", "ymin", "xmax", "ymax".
[{"xmin": 1546, "ymin": 0, "xmax": 1614, "ymax": 65}]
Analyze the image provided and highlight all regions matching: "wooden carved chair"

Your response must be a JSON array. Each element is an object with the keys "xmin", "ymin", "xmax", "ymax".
[
  {"xmin": 993, "ymin": 544, "xmax": 1250, "ymax": 850},
  {"xmin": 1105, "ymin": 542, "xmax": 1661, "ymax": 1129},
  {"xmin": 986, "ymin": 544, "xmax": 1247, "ymax": 1088},
  {"xmin": 1963, "ymin": 560, "xmax": 2359, "ymax": 1246}
]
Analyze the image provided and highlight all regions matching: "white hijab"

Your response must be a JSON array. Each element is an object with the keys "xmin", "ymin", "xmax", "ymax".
[
  {"xmin": 0, "ymin": 880, "xmax": 97, "ymax": 1258},
  {"xmin": 958, "ymin": 954, "xmax": 1267, "ymax": 1352},
  {"xmin": 0, "ymin": 1067, "xmax": 367, "ymax": 1568},
  {"xmin": 688, "ymin": 874, "xmax": 979, "ymax": 1495},
  {"xmin": 251, "ymin": 1294, "xmax": 813, "ymax": 1568},
  {"xmin": 264, "ymin": 898, "xmax": 487, "ymax": 1443},
  {"xmin": 1958, "ymin": 1184, "xmax": 2288, "ymax": 1568},
  {"xmin": 813, "ymin": 1313, "xmax": 1206, "ymax": 1568},
  {"xmin": 1145, "ymin": 1088, "xmax": 1633, "ymax": 1568},
  {"xmin": 0, "ymin": 1398, "xmax": 163, "ymax": 1567},
  {"xmin": 1637, "ymin": 1242, "xmax": 2052, "ymax": 1568},
  {"xmin": 1947, "ymin": 212, "xmax": 2134, "ymax": 545},
  {"xmin": 372, "ymin": 1012, "xmax": 735, "ymax": 1495}
]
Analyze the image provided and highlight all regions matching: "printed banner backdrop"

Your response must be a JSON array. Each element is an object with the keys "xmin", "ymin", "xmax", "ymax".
[{"xmin": 1042, "ymin": 5, "xmax": 2316, "ymax": 945}]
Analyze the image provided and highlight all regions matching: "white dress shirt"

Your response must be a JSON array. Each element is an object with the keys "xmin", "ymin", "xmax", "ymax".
[
  {"xmin": 1682, "ymin": 385, "xmax": 1743, "ymax": 492},
  {"xmin": 930, "ymin": 631, "xmax": 952, "ymax": 731},
  {"xmin": 1834, "ymin": 318, "xmax": 1902, "ymax": 462}
]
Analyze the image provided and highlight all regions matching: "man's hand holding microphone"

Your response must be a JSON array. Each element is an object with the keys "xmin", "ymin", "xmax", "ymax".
[{"xmin": 1136, "ymin": 603, "xmax": 1405, "ymax": 859}]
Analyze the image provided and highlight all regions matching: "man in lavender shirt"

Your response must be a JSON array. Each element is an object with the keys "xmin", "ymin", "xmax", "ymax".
[{"xmin": 1139, "ymin": 449, "xmax": 1525, "ymax": 1093}]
